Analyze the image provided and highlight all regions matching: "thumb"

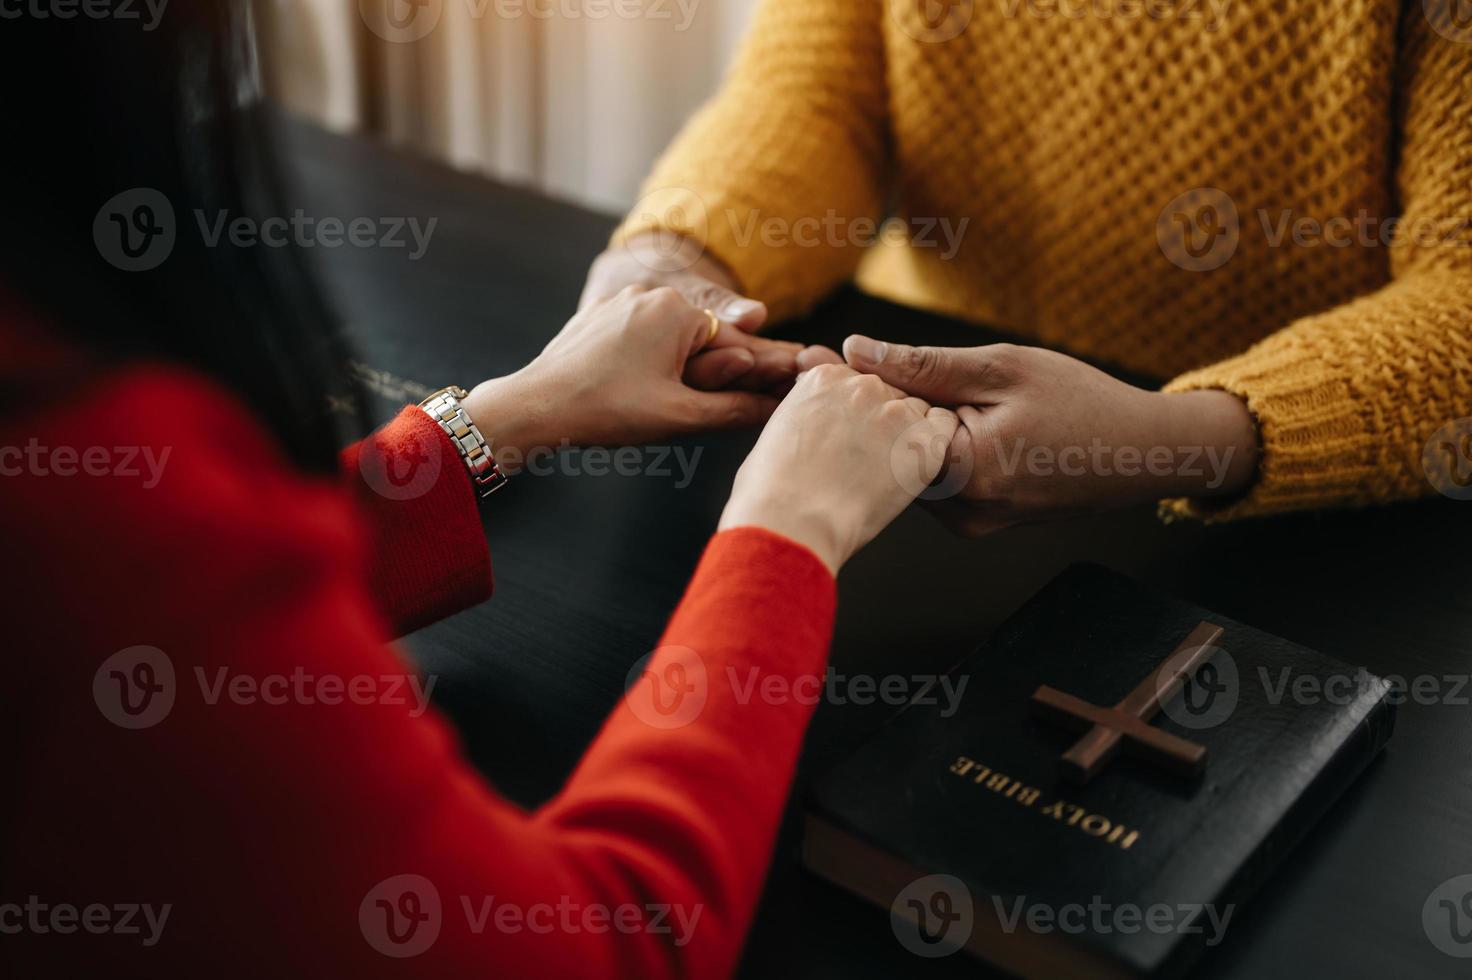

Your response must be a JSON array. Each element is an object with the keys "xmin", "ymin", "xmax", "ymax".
[{"xmin": 843, "ymin": 335, "xmax": 969, "ymax": 404}]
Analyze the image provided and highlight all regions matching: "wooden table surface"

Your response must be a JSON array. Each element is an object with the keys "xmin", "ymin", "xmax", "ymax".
[{"xmin": 280, "ymin": 115, "xmax": 1472, "ymax": 979}]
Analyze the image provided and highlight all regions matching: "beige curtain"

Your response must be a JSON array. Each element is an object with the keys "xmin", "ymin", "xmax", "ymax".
[{"xmin": 265, "ymin": 0, "xmax": 756, "ymax": 212}]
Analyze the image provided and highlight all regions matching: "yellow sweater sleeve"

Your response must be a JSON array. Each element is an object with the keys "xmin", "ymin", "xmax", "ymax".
[
  {"xmin": 611, "ymin": 0, "xmax": 888, "ymax": 322},
  {"xmin": 1162, "ymin": 18, "xmax": 1472, "ymax": 521}
]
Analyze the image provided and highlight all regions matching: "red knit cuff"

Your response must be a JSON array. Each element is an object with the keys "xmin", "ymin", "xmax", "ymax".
[
  {"xmin": 664, "ymin": 526, "xmax": 838, "ymax": 680},
  {"xmin": 340, "ymin": 406, "xmax": 494, "ymax": 634}
]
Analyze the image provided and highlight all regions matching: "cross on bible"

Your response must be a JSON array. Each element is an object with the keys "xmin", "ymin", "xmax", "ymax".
[{"xmin": 1030, "ymin": 621, "xmax": 1225, "ymax": 784}]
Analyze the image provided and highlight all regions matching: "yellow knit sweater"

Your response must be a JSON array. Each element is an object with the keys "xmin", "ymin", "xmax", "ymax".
[{"xmin": 615, "ymin": 0, "xmax": 1472, "ymax": 520}]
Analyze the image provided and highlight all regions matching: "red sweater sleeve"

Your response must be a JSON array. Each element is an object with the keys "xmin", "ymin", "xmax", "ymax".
[
  {"xmin": 339, "ymin": 406, "xmax": 495, "ymax": 634},
  {"xmin": 1, "ymin": 366, "xmax": 837, "ymax": 978}
]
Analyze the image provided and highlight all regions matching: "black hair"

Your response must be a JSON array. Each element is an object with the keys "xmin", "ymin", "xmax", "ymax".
[{"xmin": 0, "ymin": 1, "xmax": 367, "ymax": 470}]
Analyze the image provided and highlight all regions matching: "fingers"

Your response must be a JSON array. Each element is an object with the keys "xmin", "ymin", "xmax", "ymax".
[
  {"xmin": 684, "ymin": 348, "xmax": 756, "ymax": 390},
  {"xmin": 944, "ymin": 406, "xmax": 976, "ymax": 481},
  {"xmin": 630, "ymin": 290, "xmax": 792, "ymax": 387},
  {"xmin": 736, "ymin": 346, "xmax": 802, "ymax": 392},
  {"xmin": 629, "ymin": 287, "xmax": 728, "ymax": 360},
  {"xmin": 592, "ymin": 285, "xmax": 834, "ymax": 397},
  {"xmin": 843, "ymin": 334, "xmax": 961, "ymax": 403},
  {"xmin": 697, "ymin": 317, "xmax": 735, "ymax": 351},
  {"xmin": 684, "ymin": 390, "xmax": 782, "ymax": 431},
  {"xmin": 689, "ymin": 327, "xmax": 802, "ymax": 392},
  {"xmin": 925, "ymin": 404, "xmax": 961, "ymax": 443},
  {"xmin": 658, "ymin": 273, "xmax": 768, "ymax": 334},
  {"xmin": 584, "ymin": 235, "xmax": 770, "ymax": 331},
  {"xmin": 796, "ymin": 345, "xmax": 844, "ymax": 370},
  {"xmin": 925, "ymin": 406, "xmax": 964, "ymax": 483},
  {"xmin": 712, "ymin": 295, "xmax": 768, "ymax": 333},
  {"xmin": 843, "ymin": 335, "xmax": 1013, "ymax": 405},
  {"xmin": 892, "ymin": 404, "xmax": 962, "ymax": 492},
  {"xmin": 901, "ymin": 396, "xmax": 932, "ymax": 418},
  {"xmin": 707, "ymin": 320, "xmax": 800, "ymax": 353},
  {"xmin": 669, "ymin": 271, "xmax": 767, "ymax": 333},
  {"xmin": 610, "ymin": 286, "xmax": 797, "ymax": 400},
  {"xmin": 687, "ymin": 349, "xmax": 796, "ymax": 394}
]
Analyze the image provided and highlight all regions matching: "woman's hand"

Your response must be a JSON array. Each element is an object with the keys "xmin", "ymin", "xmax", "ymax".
[
  {"xmin": 719, "ymin": 364, "xmax": 960, "ymax": 573},
  {"xmin": 582, "ymin": 233, "xmax": 805, "ymax": 393},
  {"xmin": 841, "ymin": 336, "xmax": 1260, "ymax": 536},
  {"xmin": 461, "ymin": 285, "xmax": 786, "ymax": 467}
]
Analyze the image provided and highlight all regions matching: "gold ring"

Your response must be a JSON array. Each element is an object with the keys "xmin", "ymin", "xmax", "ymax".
[{"xmin": 701, "ymin": 308, "xmax": 721, "ymax": 347}]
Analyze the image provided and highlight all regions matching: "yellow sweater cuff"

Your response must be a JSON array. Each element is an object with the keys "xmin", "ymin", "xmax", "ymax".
[{"xmin": 1158, "ymin": 346, "xmax": 1380, "ymax": 523}]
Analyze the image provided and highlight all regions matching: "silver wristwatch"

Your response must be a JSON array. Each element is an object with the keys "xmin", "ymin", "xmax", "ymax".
[{"xmin": 418, "ymin": 386, "xmax": 508, "ymax": 499}]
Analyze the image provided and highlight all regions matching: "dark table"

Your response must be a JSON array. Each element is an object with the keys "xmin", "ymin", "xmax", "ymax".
[{"xmin": 280, "ymin": 115, "xmax": 1472, "ymax": 979}]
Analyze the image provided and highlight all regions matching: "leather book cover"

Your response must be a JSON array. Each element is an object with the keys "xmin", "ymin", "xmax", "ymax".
[{"xmin": 803, "ymin": 563, "xmax": 1396, "ymax": 978}]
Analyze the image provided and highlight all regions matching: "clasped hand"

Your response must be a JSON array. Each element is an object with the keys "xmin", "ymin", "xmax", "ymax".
[
  {"xmin": 821, "ymin": 335, "xmax": 1260, "ymax": 537},
  {"xmin": 462, "ymin": 285, "xmax": 956, "ymax": 573},
  {"xmin": 466, "ymin": 282, "xmax": 1258, "ymax": 574}
]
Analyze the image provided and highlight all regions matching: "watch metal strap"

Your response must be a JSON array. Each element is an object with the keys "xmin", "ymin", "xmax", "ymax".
[{"xmin": 419, "ymin": 386, "xmax": 508, "ymax": 499}]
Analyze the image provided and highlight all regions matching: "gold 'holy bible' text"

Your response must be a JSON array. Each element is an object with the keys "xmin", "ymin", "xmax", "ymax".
[{"xmin": 948, "ymin": 756, "xmax": 1141, "ymax": 851}]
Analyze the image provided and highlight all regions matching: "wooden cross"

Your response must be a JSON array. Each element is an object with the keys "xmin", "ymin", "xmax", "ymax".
[{"xmin": 1029, "ymin": 621, "xmax": 1225, "ymax": 785}]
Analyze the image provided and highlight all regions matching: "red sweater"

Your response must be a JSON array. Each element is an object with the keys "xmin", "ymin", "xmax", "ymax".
[{"xmin": 0, "ymin": 328, "xmax": 836, "ymax": 976}]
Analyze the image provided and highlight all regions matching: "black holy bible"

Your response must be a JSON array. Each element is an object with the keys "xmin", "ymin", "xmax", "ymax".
[{"xmin": 803, "ymin": 563, "xmax": 1395, "ymax": 979}]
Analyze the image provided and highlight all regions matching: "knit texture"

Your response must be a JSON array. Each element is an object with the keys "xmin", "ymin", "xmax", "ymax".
[{"xmin": 615, "ymin": 0, "xmax": 1472, "ymax": 520}]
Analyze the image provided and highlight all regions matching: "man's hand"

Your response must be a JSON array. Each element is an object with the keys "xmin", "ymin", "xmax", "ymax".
[
  {"xmin": 841, "ymin": 335, "xmax": 1260, "ymax": 536},
  {"xmin": 462, "ymin": 286, "xmax": 787, "ymax": 469},
  {"xmin": 582, "ymin": 232, "xmax": 804, "ymax": 393}
]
